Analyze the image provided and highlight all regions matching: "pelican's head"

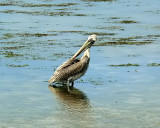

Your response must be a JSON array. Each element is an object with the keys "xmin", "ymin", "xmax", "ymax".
[
  {"xmin": 87, "ymin": 34, "xmax": 97, "ymax": 42},
  {"xmin": 71, "ymin": 34, "xmax": 97, "ymax": 59},
  {"xmin": 81, "ymin": 34, "xmax": 97, "ymax": 50}
]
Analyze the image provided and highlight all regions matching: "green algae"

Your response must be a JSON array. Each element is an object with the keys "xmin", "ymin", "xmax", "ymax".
[
  {"xmin": 21, "ymin": 3, "xmax": 78, "ymax": 7},
  {"xmin": 0, "ymin": 41, "xmax": 17, "ymax": 44},
  {"xmin": 119, "ymin": 20, "xmax": 138, "ymax": 24},
  {"xmin": 109, "ymin": 17, "xmax": 121, "ymax": 19},
  {"xmin": 0, "ymin": 9, "xmax": 87, "ymax": 17},
  {"xmin": 95, "ymin": 26, "xmax": 123, "ymax": 30},
  {"xmin": 107, "ymin": 41, "xmax": 152, "ymax": 45},
  {"xmin": 17, "ymin": 33, "xmax": 57, "ymax": 37},
  {"xmin": 109, "ymin": 63, "xmax": 140, "ymax": 67},
  {"xmin": 0, "ymin": 3, "xmax": 13, "ymax": 6},
  {"xmin": 1, "ymin": 32, "xmax": 57, "ymax": 38},
  {"xmin": 147, "ymin": 34, "xmax": 160, "ymax": 38},
  {"xmin": 48, "ymin": 30, "xmax": 85, "ymax": 34},
  {"xmin": 4, "ymin": 52, "xmax": 23, "ymax": 58},
  {"xmin": 56, "ymin": 3, "xmax": 78, "ymax": 7},
  {"xmin": 74, "ymin": 14, "xmax": 87, "ymax": 16},
  {"xmin": 147, "ymin": 63, "xmax": 160, "ymax": 67},
  {"xmin": 2, "ymin": 33, "xmax": 14, "ymax": 39},
  {"xmin": 7, "ymin": 64, "xmax": 29, "ymax": 67},
  {"xmin": 94, "ymin": 41, "xmax": 152, "ymax": 46},
  {"xmin": 94, "ymin": 35, "xmax": 156, "ymax": 46},
  {"xmin": 0, "ymin": 2, "xmax": 78, "ymax": 7},
  {"xmin": 2, "ymin": 46, "xmax": 26, "ymax": 50},
  {"xmin": 85, "ymin": 32, "xmax": 116, "ymax": 36},
  {"xmin": 0, "ymin": 10, "xmax": 73, "ymax": 16}
]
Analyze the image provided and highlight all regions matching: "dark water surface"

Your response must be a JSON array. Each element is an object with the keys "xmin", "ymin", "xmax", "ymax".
[{"xmin": 0, "ymin": 0, "xmax": 160, "ymax": 127}]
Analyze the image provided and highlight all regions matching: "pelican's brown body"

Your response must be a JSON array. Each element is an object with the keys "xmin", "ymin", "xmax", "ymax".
[
  {"xmin": 48, "ymin": 35, "xmax": 97, "ymax": 91},
  {"xmin": 48, "ymin": 49, "xmax": 90, "ymax": 84}
]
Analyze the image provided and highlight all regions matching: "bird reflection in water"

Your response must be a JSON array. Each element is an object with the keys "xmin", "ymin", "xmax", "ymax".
[
  {"xmin": 48, "ymin": 85, "xmax": 96, "ymax": 127},
  {"xmin": 48, "ymin": 85, "xmax": 90, "ymax": 110}
]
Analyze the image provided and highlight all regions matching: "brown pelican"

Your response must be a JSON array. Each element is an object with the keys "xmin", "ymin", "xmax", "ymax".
[{"xmin": 48, "ymin": 34, "xmax": 97, "ymax": 91}]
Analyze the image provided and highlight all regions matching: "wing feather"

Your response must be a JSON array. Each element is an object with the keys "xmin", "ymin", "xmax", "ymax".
[{"xmin": 48, "ymin": 57, "xmax": 89, "ymax": 83}]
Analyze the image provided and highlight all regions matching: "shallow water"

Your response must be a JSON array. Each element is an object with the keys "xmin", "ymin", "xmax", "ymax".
[{"xmin": 0, "ymin": 0, "xmax": 160, "ymax": 128}]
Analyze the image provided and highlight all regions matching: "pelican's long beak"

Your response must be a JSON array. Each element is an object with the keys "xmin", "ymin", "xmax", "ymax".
[{"xmin": 71, "ymin": 34, "xmax": 97, "ymax": 60}]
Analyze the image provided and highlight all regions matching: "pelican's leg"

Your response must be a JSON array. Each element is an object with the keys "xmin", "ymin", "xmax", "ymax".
[
  {"xmin": 71, "ymin": 82, "xmax": 74, "ymax": 87},
  {"xmin": 66, "ymin": 80, "xmax": 70, "ymax": 92}
]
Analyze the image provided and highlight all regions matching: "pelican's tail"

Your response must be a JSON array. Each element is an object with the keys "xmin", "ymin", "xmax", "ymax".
[{"xmin": 48, "ymin": 75, "xmax": 55, "ymax": 83}]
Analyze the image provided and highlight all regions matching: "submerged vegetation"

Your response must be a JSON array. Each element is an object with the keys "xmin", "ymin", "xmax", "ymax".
[
  {"xmin": 2, "ymin": 46, "xmax": 26, "ymax": 50},
  {"xmin": 0, "ymin": 2, "xmax": 78, "ymax": 7},
  {"xmin": 1, "ymin": 33, "xmax": 14, "ymax": 39},
  {"xmin": 119, "ymin": 20, "xmax": 138, "ymax": 24},
  {"xmin": 109, "ymin": 63, "xmax": 160, "ymax": 67},
  {"xmin": 1, "ymin": 32, "xmax": 57, "ymax": 38},
  {"xmin": 0, "ymin": 1, "xmax": 160, "ymax": 70},
  {"xmin": 7, "ymin": 64, "xmax": 29, "ymax": 67},
  {"xmin": 94, "ymin": 41, "xmax": 152, "ymax": 46},
  {"xmin": 0, "ymin": 10, "xmax": 88, "ymax": 16},
  {"xmin": 86, "ymin": 32, "xmax": 116, "ymax": 36},
  {"xmin": 17, "ymin": 33, "xmax": 57, "ymax": 37},
  {"xmin": 147, "ymin": 63, "xmax": 160, "ymax": 66},
  {"xmin": 94, "ymin": 26, "xmax": 124, "ymax": 31},
  {"xmin": 93, "ymin": 35, "xmax": 158, "ymax": 46},
  {"xmin": 107, "ymin": 41, "xmax": 152, "ymax": 45},
  {"xmin": 109, "ymin": 63, "xmax": 140, "ymax": 67},
  {"xmin": 48, "ymin": 30, "xmax": 85, "ymax": 34},
  {"xmin": 4, "ymin": 52, "xmax": 23, "ymax": 58},
  {"xmin": 0, "ymin": 10, "xmax": 72, "ymax": 16}
]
